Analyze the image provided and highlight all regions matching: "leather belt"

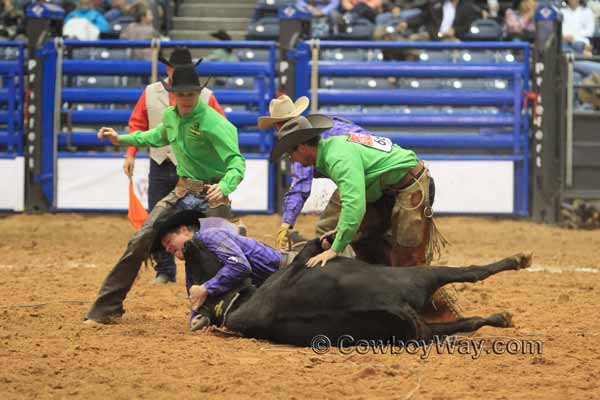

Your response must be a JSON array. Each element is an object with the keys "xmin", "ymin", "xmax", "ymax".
[
  {"xmin": 176, "ymin": 177, "xmax": 206, "ymax": 197},
  {"xmin": 388, "ymin": 160, "xmax": 426, "ymax": 191}
]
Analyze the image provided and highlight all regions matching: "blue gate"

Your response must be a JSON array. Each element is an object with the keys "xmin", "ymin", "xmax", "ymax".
[{"xmin": 289, "ymin": 40, "xmax": 531, "ymax": 215}]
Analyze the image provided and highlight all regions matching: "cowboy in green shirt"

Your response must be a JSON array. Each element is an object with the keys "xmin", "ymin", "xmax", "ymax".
[
  {"xmin": 86, "ymin": 66, "xmax": 245, "ymax": 324},
  {"xmin": 270, "ymin": 115, "xmax": 442, "ymax": 269}
]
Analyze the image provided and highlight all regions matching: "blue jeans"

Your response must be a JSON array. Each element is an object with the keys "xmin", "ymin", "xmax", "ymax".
[{"xmin": 149, "ymin": 159, "xmax": 180, "ymax": 279}]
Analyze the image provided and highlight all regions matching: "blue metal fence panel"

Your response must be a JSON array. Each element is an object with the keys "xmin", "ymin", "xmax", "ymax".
[
  {"xmin": 0, "ymin": 41, "xmax": 24, "ymax": 155},
  {"xmin": 292, "ymin": 40, "xmax": 531, "ymax": 216}
]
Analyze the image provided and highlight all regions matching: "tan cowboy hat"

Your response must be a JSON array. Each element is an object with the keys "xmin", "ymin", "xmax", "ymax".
[
  {"xmin": 270, "ymin": 114, "xmax": 333, "ymax": 161},
  {"xmin": 257, "ymin": 95, "xmax": 310, "ymax": 130}
]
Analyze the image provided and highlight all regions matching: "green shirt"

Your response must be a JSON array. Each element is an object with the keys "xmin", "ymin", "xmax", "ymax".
[
  {"xmin": 315, "ymin": 134, "xmax": 419, "ymax": 253},
  {"xmin": 119, "ymin": 98, "xmax": 245, "ymax": 196}
]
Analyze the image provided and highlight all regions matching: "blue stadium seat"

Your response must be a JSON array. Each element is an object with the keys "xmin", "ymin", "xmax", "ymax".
[
  {"xmin": 333, "ymin": 18, "xmax": 375, "ymax": 40},
  {"xmin": 320, "ymin": 48, "xmax": 365, "ymax": 61},
  {"xmin": 396, "ymin": 78, "xmax": 447, "ymax": 90},
  {"xmin": 75, "ymin": 76, "xmax": 122, "ymax": 88},
  {"xmin": 457, "ymin": 50, "xmax": 496, "ymax": 63},
  {"xmin": 237, "ymin": 48, "xmax": 272, "ymax": 62},
  {"xmin": 364, "ymin": 48, "xmax": 384, "ymax": 61},
  {"xmin": 224, "ymin": 77, "xmax": 254, "ymax": 89},
  {"xmin": 464, "ymin": 19, "xmax": 503, "ymax": 41},
  {"xmin": 111, "ymin": 16, "xmax": 134, "ymax": 34},
  {"xmin": 246, "ymin": 17, "xmax": 280, "ymax": 40},
  {"xmin": 418, "ymin": 50, "xmax": 453, "ymax": 62}
]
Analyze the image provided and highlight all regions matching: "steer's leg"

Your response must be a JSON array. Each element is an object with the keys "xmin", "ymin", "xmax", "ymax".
[
  {"xmin": 421, "ymin": 312, "xmax": 513, "ymax": 340},
  {"xmin": 430, "ymin": 253, "xmax": 532, "ymax": 289}
]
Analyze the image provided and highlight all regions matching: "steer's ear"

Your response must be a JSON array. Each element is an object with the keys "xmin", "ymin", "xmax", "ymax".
[{"xmin": 289, "ymin": 238, "xmax": 323, "ymax": 268}]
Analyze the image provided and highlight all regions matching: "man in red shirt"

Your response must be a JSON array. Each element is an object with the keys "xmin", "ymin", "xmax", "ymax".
[{"xmin": 123, "ymin": 47, "xmax": 226, "ymax": 284}]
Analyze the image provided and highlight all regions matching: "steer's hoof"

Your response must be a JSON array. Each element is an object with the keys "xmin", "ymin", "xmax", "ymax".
[
  {"xmin": 511, "ymin": 253, "xmax": 533, "ymax": 270},
  {"xmin": 488, "ymin": 312, "xmax": 513, "ymax": 328}
]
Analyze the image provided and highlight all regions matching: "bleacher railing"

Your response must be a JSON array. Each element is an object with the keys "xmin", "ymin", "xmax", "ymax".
[
  {"xmin": 290, "ymin": 40, "xmax": 531, "ymax": 216},
  {"xmin": 0, "ymin": 41, "xmax": 25, "ymax": 157}
]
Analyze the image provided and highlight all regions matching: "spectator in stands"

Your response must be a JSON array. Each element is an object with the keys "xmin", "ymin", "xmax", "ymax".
[
  {"xmin": 297, "ymin": 0, "xmax": 340, "ymax": 17},
  {"xmin": 103, "ymin": 0, "xmax": 141, "ymax": 23},
  {"xmin": 561, "ymin": 0, "xmax": 596, "ymax": 56},
  {"xmin": 205, "ymin": 30, "xmax": 239, "ymax": 62},
  {"xmin": 503, "ymin": 0, "xmax": 536, "ymax": 41},
  {"xmin": 425, "ymin": 0, "xmax": 480, "ymax": 41},
  {"xmin": 120, "ymin": 3, "xmax": 157, "ymax": 60},
  {"xmin": 123, "ymin": 47, "xmax": 226, "ymax": 284},
  {"xmin": 64, "ymin": 0, "xmax": 111, "ymax": 34},
  {"xmin": 0, "ymin": 0, "xmax": 25, "ymax": 40},
  {"xmin": 333, "ymin": 0, "xmax": 382, "ymax": 33}
]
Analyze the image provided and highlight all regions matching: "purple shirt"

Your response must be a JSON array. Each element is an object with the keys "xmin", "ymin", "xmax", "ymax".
[
  {"xmin": 282, "ymin": 116, "xmax": 372, "ymax": 226},
  {"xmin": 194, "ymin": 228, "xmax": 281, "ymax": 296}
]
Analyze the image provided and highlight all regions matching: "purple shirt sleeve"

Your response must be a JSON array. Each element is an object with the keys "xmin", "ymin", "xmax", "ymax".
[
  {"xmin": 282, "ymin": 161, "xmax": 314, "ymax": 226},
  {"xmin": 196, "ymin": 229, "xmax": 252, "ymax": 296}
]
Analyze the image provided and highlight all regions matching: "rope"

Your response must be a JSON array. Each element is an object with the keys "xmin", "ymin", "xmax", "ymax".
[
  {"xmin": 150, "ymin": 37, "xmax": 161, "ymax": 84},
  {"xmin": 310, "ymin": 39, "xmax": 320, "ymax": 113}
]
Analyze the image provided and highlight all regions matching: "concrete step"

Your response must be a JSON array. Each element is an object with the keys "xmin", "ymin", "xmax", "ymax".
[
  {"xmin": 178, "ymin": 3, "xmax": 255, "ymax": 18},
  {"xmin": 172, "ymin": 17, "xmax": 250, "ymax": 31},
  {"xmin": 169, "ymin": 29, "xmax": 248, "ymax": 41}
]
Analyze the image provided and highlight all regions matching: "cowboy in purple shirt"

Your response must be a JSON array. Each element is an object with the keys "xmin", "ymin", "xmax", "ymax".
[
  {"xmin": 152, "ymin": 209, "xmax": 294, "ymax": 331},
  {"xmin": 258, "ymin": 95, "xmax": 371, "ymax": 253}
]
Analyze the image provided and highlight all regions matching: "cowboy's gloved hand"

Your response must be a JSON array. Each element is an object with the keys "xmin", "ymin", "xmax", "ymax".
[
  {"xmin": 189, "ymin": 284, "xmax": 209, "ymax": 311},
  {"xmin": 277, "ymin": 223, "xmax": 292, "ymax": 250},
  {"xmin": 306, "ymin": 249, "xmax": 339, "ymax": 268}
]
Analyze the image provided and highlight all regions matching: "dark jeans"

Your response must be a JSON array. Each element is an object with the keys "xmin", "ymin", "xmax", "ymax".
[{"xmin": 149, "ymin": 159, "xmax": 179, "ymax": 279}]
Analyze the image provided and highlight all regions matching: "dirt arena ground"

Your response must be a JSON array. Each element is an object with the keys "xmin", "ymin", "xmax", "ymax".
[{"xmin": 0, "ymin": 213, "xmax": 599, "ymax": 399}]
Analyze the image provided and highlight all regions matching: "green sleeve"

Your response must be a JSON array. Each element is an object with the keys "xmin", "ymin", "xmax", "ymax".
[
  {"xmin": 328, "ymin": 155, "xmax": 367, "ymax": 254},
  {"xmin": 119, "ymin": 123, "xmax": 169, "ymax": 148},
  {"xmin": 205, "ymin": 120, "xmax": 246, "ymax": 196}
]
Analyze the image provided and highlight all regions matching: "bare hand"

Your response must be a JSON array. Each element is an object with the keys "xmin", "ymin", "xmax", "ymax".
[
  {"xmin": 306, "ymin": 248, "xmax": 338, "ymax": 268},
  {"xmin": 123, "ymin": 155, "xmax": 135, "ymax": 177},
  {"xmin": 396, "ymin": 21, "xmax": 407, "ymax": 33},
  {"xmin": 98, "ymin": 127, "xmax": 120, "ymax": 145},
  {"xmin": 206, "ymin": 184, "xmax": 224, "ymax": 202},
  {"xmin": 200, "ymin": 325, "xmax": 216, "ymax": 334},
  {"xmin": 189, "ymin": 284, "xmax": 208, "ymax": 311}
]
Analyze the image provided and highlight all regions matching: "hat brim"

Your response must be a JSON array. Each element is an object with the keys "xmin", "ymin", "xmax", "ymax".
[
  {"xmin": 258, "ymin": 96, "xmax": 310, "ymax": 130},
  {"xmin": 269, "ymin": 114, "xmax": 333, "ymax": 161},
  {"xmin": 160, "ymin": 79, "xmax": 205, "ymax": 93},
  {"xmin": 150, "ymin": 209, "xmax": 205, "ymax": 253},
  {"xmin": 159, "ymin": 57, "xmax": 203, "ymax": 69}
]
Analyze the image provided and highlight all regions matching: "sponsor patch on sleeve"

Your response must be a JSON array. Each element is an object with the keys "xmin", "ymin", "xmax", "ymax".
[{"xmin": 347, "ymin": 133, "xmax": 393, "ymax": 152}]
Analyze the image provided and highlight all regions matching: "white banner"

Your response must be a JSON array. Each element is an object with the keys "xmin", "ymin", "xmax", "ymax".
[
  {"xmin": 0, "ymin": 157, "xmax": 24, "ymax": 211},
  {"xmin": 300, "ymin": 160, "xmax": 514, "ymax": 214},
  {"xmin": 56, "ymin": 157, "xmax": 271, "ymax": 212}
]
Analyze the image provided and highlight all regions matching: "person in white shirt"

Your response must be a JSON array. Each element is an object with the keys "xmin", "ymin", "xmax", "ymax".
[{"xmin": 562, "ymin": 0, "xmax": 596, "ymax": 55}]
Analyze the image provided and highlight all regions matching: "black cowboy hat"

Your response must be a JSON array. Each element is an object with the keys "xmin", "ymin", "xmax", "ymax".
[
  {"xmin": 210, "ymin": 29, "xmax": 232, "ymax": 41},
  {"xmin": 161, "ymin": 65, "xmax": 210, "ymax": 93},
  {"xmin": 158, "ymin": 47, "xmax": 203, "ymax": 68},
  {"xmin": 269, "ymin": 114, "xmax": 333, "ymax": 161},
  {"xmin": 150, "ymin": 209, "xmax": 206, "ymax": 253}
]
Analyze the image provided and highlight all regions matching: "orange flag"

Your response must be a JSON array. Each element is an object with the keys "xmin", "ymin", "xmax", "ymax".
[{"xmin": 128, "ymin": 179, "xmax": 148, "ymax": 230}]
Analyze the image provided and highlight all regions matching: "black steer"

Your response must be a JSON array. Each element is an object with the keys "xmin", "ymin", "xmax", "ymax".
[{"xmin": 184, "ymin": 238, "xmax": 532, "ymax": 346}]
